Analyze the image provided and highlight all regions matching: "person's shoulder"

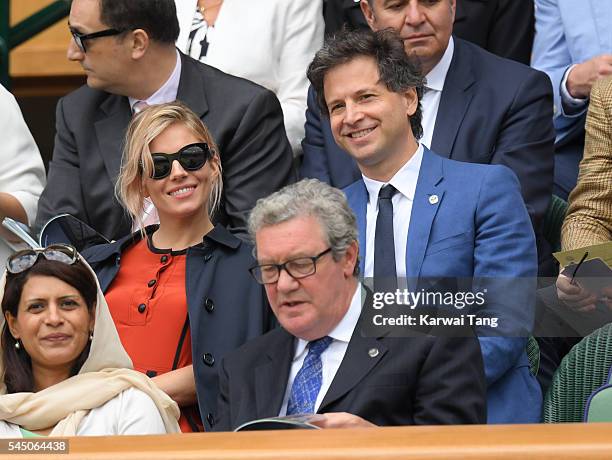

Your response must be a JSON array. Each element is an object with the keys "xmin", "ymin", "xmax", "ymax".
[
  {"xmin": 182, "ymin": 54, "xmax": 274, "ymax": 98},
  {"xmin": 455, "ymin": 37, "xmax": 549, "ymax": 85},
  {"xmin": 432, "ymin": 149, "xmax": 518, "ymax": 185},
  {"xmin": 60, "ymin": 84, "xmax": 114, "ymax": 107}
]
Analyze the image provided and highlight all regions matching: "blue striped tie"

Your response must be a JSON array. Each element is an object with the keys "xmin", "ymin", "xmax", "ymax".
[{"xmin": 286, "ymin": 336, "xmax": 334, "ymax": 415}]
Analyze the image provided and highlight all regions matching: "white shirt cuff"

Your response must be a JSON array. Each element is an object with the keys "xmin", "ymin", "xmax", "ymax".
[{"xmin": 560, "ymin": 65, "xmax": 589, "ymax": 116}]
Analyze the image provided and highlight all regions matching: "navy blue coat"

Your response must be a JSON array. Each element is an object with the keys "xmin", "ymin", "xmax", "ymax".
[{"xmin": 83, "ymin": 225, "xmax": 273, "ymax": 431}]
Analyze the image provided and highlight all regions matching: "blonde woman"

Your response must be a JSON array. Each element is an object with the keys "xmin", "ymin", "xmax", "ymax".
[{"xmin": 83, "ymin": 102, "xmax": 271, "ymax": 432}]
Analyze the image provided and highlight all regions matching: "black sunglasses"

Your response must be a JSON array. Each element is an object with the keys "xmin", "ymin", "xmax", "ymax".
[
  {"xmin": 70, "ymin": 27, "xmax": 124, "ymax": 53},
  {"xmin": 149, "ymin": 142, "xmax": 213, "ymax": 180},
  {"xmin": 6, "ymin": 245, "xmax": 79, "ymax": 275}
]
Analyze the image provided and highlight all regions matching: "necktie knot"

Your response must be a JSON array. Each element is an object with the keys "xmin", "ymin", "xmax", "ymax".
[
  {"xmin": 378, "ymin": 184, "xmax": 397, "ymax": 201},
  {"xmin": 308, "ymin": 336, "xmax": 333, "ymax": 356}
]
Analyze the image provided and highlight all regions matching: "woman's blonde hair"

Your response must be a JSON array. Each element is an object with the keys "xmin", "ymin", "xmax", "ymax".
[{"xmin": 117, "ymin": 101, "xmax": 223, "ymax": 233}]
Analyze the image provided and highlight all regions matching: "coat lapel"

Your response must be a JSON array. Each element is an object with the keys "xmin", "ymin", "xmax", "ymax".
[
  {"xmin": 344, "ymin": 181, "xmax": 368, "ymax": 275},
  {"xmin": 254, "ymin": 329, "xmax": 294, "ymax": 418},
  {"xmin": 176, "ymin": 52, "xmax": 210, "ymax": 119},
  {"xmin": 94, "ymin": 95, "xmax": 132, "ymax": 184},
  {"xmin": 318, "ymin": 325, "xmax": 387, "ymax": 412},
  {"xmin": 406, "ymin": 148, "xmax": 444, "ymax": 280},
  {"xmin": 431, "ymin": 38, "xmax": 476, "ymax": 159}
]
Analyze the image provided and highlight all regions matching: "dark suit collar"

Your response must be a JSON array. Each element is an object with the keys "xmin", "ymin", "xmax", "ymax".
[
  {"xmin": 255, "ymin": 328, "xmax": 295, "ymax": 418},
  {"xmin": 430, "ymin": 37, "xmax": 477, "ymax": 158},
  {"xmin": 95, "ymin": 94, "xmax": 131, "ymax": 184},
  {"xmin": 318, "ymin": 308, "xmax": 388, "ymax": 412},
  {"xmin": 176, "ymin": 50, "xmax": 210, "ymax": 118}
]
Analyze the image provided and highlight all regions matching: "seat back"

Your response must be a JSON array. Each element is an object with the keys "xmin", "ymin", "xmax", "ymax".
[
  {"xmin": 543, "ymin": 323, "xmax": 612, "ymax": 422},
  {"xmin": 543, "ymin": 195, "xmax": 568, "ymax": 253}
]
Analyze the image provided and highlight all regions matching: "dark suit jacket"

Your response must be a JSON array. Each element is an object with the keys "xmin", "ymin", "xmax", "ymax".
[
  {"xmin": 300, "ymin": 37, "xmax": 555, "ymax": 275},
  {"xmin": 215, "ymin": 317, "xmax": 487, "ymax": 431},
  {"xmin": 324, "ymin": 0, "xmax": 534, "ymax": 65},
  {"xmin": 36, "ymin": 52, "xmax": 295, "ymax": 240},
  {"xmin": 83, "ymin": 224, "xmax": 275, "ymax": 431}
]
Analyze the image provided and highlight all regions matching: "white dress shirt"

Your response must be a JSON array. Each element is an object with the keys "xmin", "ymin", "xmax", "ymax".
[
  {"xmin": 363, "ymin": 144, "xmax": 424, "ymax": 279},
  {"xmin": 128, "ymin": 50, "xmax": 182, "ymax": 112},
  {"xmin": 279, "ymin": 284, "xmax": 362, "ymax": 415},
  {"xmin": 420, "ymin": 37, "xmax": 454, "ymax": 149}
]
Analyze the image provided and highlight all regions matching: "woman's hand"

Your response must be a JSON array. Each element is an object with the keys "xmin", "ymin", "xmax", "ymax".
[{"xmin": 151, "ymin": 365, "xmax": 197, "ymax": 406}]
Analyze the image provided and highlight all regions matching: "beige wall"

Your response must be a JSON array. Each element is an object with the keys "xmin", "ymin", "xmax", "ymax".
[{"xmin": 10, "ymin": 0, "xmax": 84, "ymax": 77}]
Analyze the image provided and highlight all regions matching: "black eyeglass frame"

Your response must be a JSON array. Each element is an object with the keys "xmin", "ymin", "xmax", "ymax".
[
  {"xmin": 148, "ymin": 142, "xmax": 213, "ymax": 180},
  {"xmin": 249, "ymin": 248, "xmax": 333, "ymax": 285},
  {"xmin": 70, "ymin": 27, "xmax": 125, "ymax": 53},
  {"xmin": 6, "ymin": 244, "xmax": 79, "ymax": 275}
]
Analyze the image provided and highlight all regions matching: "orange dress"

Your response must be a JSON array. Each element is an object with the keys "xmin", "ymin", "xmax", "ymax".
[{"xmin": 105, "ymin": 238, "xmax": 197, "ymax": 432}]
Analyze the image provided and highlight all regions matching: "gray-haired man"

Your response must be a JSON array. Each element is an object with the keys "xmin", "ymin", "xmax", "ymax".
[{"xmin": 214, "ymin": 179, "xmax": 486, "ymax": 431}]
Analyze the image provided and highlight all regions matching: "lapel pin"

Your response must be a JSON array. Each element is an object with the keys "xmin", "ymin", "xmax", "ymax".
[
  {"xmin": 368, "ymin": 348, "xmax": 379, "ymax": 358},
  {"xmin": 428, "ymin": 195, "xmax": 439, "ymax": 205}
]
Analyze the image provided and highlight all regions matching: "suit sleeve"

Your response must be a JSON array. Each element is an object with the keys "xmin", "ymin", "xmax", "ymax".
[
  {"xmin": 277, "ymin": 0, "xmax": 324, "ymax": 156},
  {"xmin": 487, "ymin": 0, "xmax": 534, "ymax": 65},
  {"xmin": 222, "ymin": 89, "xmax": 296, "ymax": 237},
  {"xmin": 561, "ymin": 79, "xmax": 612, "ymax": 250},
  {"xmin": 413, "ymin": 337, "xmax": 487, "ymax": 424},
  {"xmin": 490, "ymin": 68, "xmax": 555, "ymax": 237},
  {"xmin": 300, "ymin": 86, "xmax": 332, "ymax": 183},
  {"xmin": 473, "ymin": 165, "xmax": 538, "ymax": 385},
  {"xmin": 0, "ymin": 88, "xmax": 45, "ymax": 226},
  {"xmin": 35, "ymin": 97, "xmax": 88, "ymax": 233}
]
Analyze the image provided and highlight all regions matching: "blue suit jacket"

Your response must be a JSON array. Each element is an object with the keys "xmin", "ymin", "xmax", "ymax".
[
  {"xmin": 301, "ymin": 37, "xmax": 555, "ymax": 275},
  {"xmin": 531, "ymin": 0, "xmax": 612, "ymax": 145},
  {"xmin": 344, "ymin": 148, "xmax": 542, "ymax": 423}
]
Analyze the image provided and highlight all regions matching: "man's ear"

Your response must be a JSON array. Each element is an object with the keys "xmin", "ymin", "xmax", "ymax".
[
  {"xmin": 130, "ymin": 29, "xmax": 150, "ymax": 60},
  {"xmin": 361, "ymin": 0, "xmax": 377, "ymax": 29},
  {"xmin": 404, "ymin": 87, "xmax": 418, "ymax": 117},
  {"xmin": 343, "ymin": 240, "xmax": 359, "ymax": 278},
  {"xmin": 5, "ymin": 312, "xmax": 20, "ymax": 341}
]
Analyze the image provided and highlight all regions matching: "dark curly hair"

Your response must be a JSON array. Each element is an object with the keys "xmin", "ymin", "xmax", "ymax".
[{"xmin": 307, "ymin": 28, "xmax": 425, "ymax": 140}]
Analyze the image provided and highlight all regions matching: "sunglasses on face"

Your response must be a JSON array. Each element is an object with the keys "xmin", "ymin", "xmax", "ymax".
[
  {"xmin": 149, "ymin": 142, "xmax": 212, "ymax": 180},
  {"xmin": 6, "ymin": 245, "xmax": 79, "ymax": 275},
  {"xmin": 69, "ymin": 27, "xmax": 124, "ymax": 53}
]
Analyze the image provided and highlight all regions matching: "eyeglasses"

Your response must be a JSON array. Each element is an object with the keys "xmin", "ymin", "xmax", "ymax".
[
  {"xmin": 6, "ymin": 245, "xmax": 79, "ymax": 275},
  {"xmin": 149, "ymin": 142, "xmax": 212, "ymax": 180},
  {"xmin": 70, "ymin": 27, "xmax": 124, "ymax": 53},
  {"xmin": 249, "ymin": 248, "xmax": 332, "ymax": 285}
]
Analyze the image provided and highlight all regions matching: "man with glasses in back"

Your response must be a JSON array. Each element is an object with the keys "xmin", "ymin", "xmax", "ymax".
[
  {"xmin": 214, "ymin": 178, "xmax": 486, "ymax": 431},
  {"xmin": 35, "ymin": 0, "xmax": 294, "ymax": 241}
]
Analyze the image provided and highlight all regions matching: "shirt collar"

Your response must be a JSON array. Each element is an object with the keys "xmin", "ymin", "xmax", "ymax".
[
  {"xmin": 362, "ymin": 143, "xmax": 424, "ymax": 208},
  {"xmin": 129, "ymin": 49, "xmax": 182, "ymax": 111},
  {"xmin": 424, "ymin": 36, "xmax": 454, "ymax": 92},
  {"xmin": 293, "ymin": 283, "xmax": 362, "ymax": 361}
]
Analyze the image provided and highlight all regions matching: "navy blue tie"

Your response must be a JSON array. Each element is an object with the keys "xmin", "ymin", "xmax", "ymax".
[
  {"xmin": 286, "ymin": 336, "xmax": 334, "ymax": 415},
  {"xmin": 374, "ymin": 184, "xmax": 398, "ymax": 292}
]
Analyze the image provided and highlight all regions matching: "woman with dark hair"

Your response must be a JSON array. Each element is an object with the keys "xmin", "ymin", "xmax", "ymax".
[
  {"xmin": 83, "ymin": 102, "xmax": 271, "ymax": 432},
  {"xmin": 0, "ymin": 245, "xmax": 180, "ymax": 437}
]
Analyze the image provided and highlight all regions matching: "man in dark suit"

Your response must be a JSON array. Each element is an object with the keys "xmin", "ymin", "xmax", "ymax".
[
  {"xmin": 214, "ymin": 179, "xmax": 486, "ymax": 431},
  {"xmin": 304, "ymin": 0, "xmax": 555, "ymax": 276},
  {"xmin": 324, "ymin": 0, "xmax": 534, "ymax": 65},
  {"xmin": 35, "ymin": 0, "xmax": 294, "ymax": 240}
]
